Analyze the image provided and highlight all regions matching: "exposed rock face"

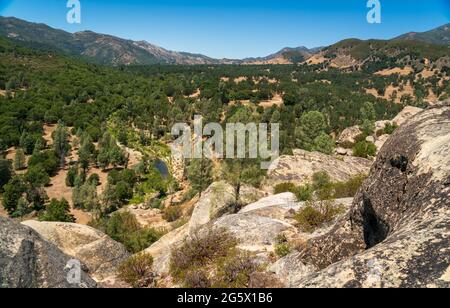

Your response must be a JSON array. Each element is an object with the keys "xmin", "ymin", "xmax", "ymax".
[
  {"xmin": 338, "ymin": 126, "xmax": 362, "ymax": 144},
  {"xmin": 188, "ymin": 182, "xmax": 236, "ymax": 234},
  {"xmin": 290, "ymin": 104, "xmax": 449, "ymax": 288},
  {"xmin": 392, "ymin": 106, "xmax": 423, "ymax": 126},
  {"xmin": 374, "ymin": 134, "xmax": 390, "ymax": 152},
  {"xmin": 0, "ymin": 217, "xmax": 96, "ymax": 288},
  {"xmin": 146, "ymin": 181, "xmax": 266, "ymax": 274},
  {"xmin": 265, "ymin": 149, "xmax": 372, "ymax": 190},
  {"xmin": 146, "ymin": 181, "xmax": 353, "ymax": 276},
  {"xmin": 21, "ymin": 221, "xmax": 130, "ymax": 285}
]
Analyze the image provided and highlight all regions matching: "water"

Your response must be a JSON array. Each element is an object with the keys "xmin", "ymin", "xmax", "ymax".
[{"xmin": 154, "ymin": 159, "xmax": 169, "ymax": 178}]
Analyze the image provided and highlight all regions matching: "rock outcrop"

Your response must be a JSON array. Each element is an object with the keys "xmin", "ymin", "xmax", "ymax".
[
  {"xmin": 392, "ymin": 106, "xmax": 423, "ymax": 126},
  {"xmin": 21, "ymin": 221, "xmax": 130, "ymax": 285},
  {"xmin": 145, "ymin": 181, "xmax": 266, "ymax": 274},
  {"xmin": 265, "ymin": 149, "xmax": 372, "ymax": 190},
  {"xmin": 284, "ymin": 104, "xmax": 449, "ymax": 288},
  {"xmin": 146, "ymin": 180, "xmax": 353, "ymax": 276},
  {"xmin": 338, "ymin": 126, "xmax": 362, "ymax": 144},
  {"xmin": 0, "ymin": 217, "xmax": 96, "ymax": 288}
]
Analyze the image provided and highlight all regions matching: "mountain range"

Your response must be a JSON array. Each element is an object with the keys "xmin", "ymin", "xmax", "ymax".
[{"xmin": 0, "ymin": 16, "xmax": 449, "ymax": 66}]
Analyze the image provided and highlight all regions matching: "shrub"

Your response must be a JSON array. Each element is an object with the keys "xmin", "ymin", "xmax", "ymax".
[
  {"xmin": 66, "ymin": 167, "xmax": 78, "ymax": 187},
  {"xmin": 333, "ymin": 174, "xmax": 367, "ymax": 198},
  {"xmin": 274, "ymin": 182, "xmax": 297, "ymax": 194},
  {"xmin": 295, "ymin": 200, "xmax": 346, "ymax": 233},
  {"xmin": 183, "ymin": 269, "xmax": 212, "ymax": 288},
  {"xmin": 163, "ymin": 205, "xmax": 182, "ymax": 222},
  {"xmin": 25, "ymin": 165, "xmax": 50, "ymax": 187},
  {"xmin": 118, "ymin": 253, "xmax": 156, "ymax": 288},
  {"xmin": 100, "ymin": 211, "xmax": 164, "ymax": 253},
  {"xmin": 275, "ymin": 243, "xmax": 291, "ymax": 258},
  {"xmin": 312, "ymin": 171, "xmax": 332, "ymax": 191},
  {"xmin": 127, "ymin": 228, "xmax": 165, "ymax": 254},
  {"xmin": 170, "ymin": 228, "xmax": 238, "ymax": 284},
  {"xmin": 28, "ymin": 150, "xmax": 59, "ymax": 176},
  {"xmin": 87, "ymin": 173, "xmax": 100, "ymax": 186},
  {"xmin": 353, "ymin": 141, "xmax": 377, "ymax": 158},
  {"xmin": 295, "ymin": 185, "xmax": 313, "ymax": 201},
  {"xmin": 213, "ymin": 253, "xmax": 261, "ymax": 288}
]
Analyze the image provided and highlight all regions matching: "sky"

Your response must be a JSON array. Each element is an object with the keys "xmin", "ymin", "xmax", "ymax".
[{"xmin": 0, "ymin": 0, "xmax": 449, "ymax": 59}]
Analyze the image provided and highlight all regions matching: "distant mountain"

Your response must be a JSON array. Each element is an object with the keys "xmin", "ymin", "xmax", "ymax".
[
  {"xmin": 0, "ymin": 16, "xmax": 220, "ymax": 65},
  {"xmin": 243, "ymin": 47, "xmax": 323, "ymax": 64},
  {"xmin": 394, "ymin": 23, "xmax": 450, "ymax": 45}
]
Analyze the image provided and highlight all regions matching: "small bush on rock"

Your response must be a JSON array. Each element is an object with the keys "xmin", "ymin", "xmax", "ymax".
[
  {"xmin": 295, "ymin": 200, "xmax": 346, "ymax": 233},
  {"xmin": 118, "ymin": 253, "xmax": 156, "ymax": 288}
]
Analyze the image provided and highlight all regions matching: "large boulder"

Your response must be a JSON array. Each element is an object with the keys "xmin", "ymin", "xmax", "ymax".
[
  {"xmin": 265, "ymin": 149, "xmax": 372, "ymax": 190},
  {"xmin": 188, "ymin": 181, "xmax": 236, "ymax": 233},
  {"xmin": 338, "ymin": 126, "xmax": 362, "ymax": 144},
  {"xmin": 290, "ymin": 103, "xmax": 450, "ymax": 288},
  {"xmin": 0, "ymin": 217, "xmax": 96, "ymax": 288},
  {"xmin": 21, "ymin": 221, "xmax": 130, "ymax": 285}
]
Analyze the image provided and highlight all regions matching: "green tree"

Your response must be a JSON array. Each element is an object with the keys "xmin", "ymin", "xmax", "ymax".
[
  {"xmin": 360, "ymin": 102, "xmax": 376, "ymax": 122},
  {"xmin": 0, "ymin": 159, "xmax": 13, "ymax": 191},
  {"xmin": 39, "ymin": 198, "xmax": 75, "ymax": 223},
  {"xmin": 25, "ymin": 165, "xmax": 50, "ymax": 187},
  {"xmin": 14, "ymin": 148, "xmax": 26, "ymax": 171},
  {"xmin": 296, "ymin": 111, "xmax": 327, "ymax": 151},
  {"xmin": 361, "ymin": 119, "xmax": 375, "ymax": 136},
  {"xmin": 187, "ymin": 158, "xmax": 213, "ymax": 197},
  {"xmin": 223, "ymin": 159, "xmax": 264, "ymax": 209},
  {"xmin": 20, "ymin": 132, "xmax": 37, "ymax": 155},
  {"xmin": 73, "ymin": 182, "xmax": 99, "ymax": 211},
  {"xmin": 313, "ymin": 133, "xmax": 334, "ymax": 155},
  {"xmin": 52, "ymin": 122, "xmax": 71, "ymax": 166},
  {"xmin": 66, "ymin": 166, "xmax": 78, "ymax": 187},
  {"xmin": 2, "ymin": 177, "xmax": 27, "ymax": 215}
]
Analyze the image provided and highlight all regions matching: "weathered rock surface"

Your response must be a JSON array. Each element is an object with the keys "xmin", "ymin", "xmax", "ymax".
[
  {"xmin": 22, "ymin": 221, "xmax": 130, "ymax": 284},
  {"xmin": 338, "ymin": 126, "xmax": 362, "ymax": 144},
  {"xmin": 146, "ymin": 181, "xmax": 266, "ymax": 274},
  {"xmin": 392, "ymin": 106, "xmax": 423, "ymax": 126},
  {"xmin": 265, "ymin": 149, "xmax": 372, "ymax": 190},
  {"xmin": 0, "ymin": 217, "xmax": 96, "ymax": 288},
  {"xmin": 188, "ymin": 181, "xmax": 236, "ymax": 234},
  {"xmin": 374, "ymin": 134, "xmax": 390, "ymax": 152},
  {"xmin": 291, "ymin": 104, "xmax": 450, "ymax": 288}
]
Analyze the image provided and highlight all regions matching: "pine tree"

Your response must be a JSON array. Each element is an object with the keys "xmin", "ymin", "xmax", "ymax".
[{"xmin": 14, "ymin": 148, "xmax": 26, "ymax": 171}]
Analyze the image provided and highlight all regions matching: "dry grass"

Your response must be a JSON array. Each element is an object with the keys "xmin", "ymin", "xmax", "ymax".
[
  {"xmin": 258, "ymin": 93, "xmax": 283, "ymax": 108},
  {"xmin": 375, "ymin": 66, "xmax": 414, "ymax": 76},
  {"xmin": 365, "ymin": 81, "xmax": 415, "ymax": 104},
  {"xmin": 307, "ymin": 55, "xmax": 327, "ymax": 65}
]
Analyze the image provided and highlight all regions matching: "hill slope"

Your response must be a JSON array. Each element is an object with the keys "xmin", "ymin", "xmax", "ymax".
[
  {"xmin": 0, "ymin": 16, "xmax": 219, "ymax": 65},
  {"xmin": 394, "ymin": 23, "xmax": 450, "ymax": 45}
]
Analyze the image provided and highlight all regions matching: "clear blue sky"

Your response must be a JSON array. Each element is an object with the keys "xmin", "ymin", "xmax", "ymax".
[{"xmin": 1, "ymin": 0, "xmax": 449, "ymax": 59}]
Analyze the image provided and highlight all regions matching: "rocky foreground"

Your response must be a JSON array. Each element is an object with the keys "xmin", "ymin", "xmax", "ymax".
[{"xmin": 0, "ymin": 103, "xmax": 449, "ymax": 288}]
